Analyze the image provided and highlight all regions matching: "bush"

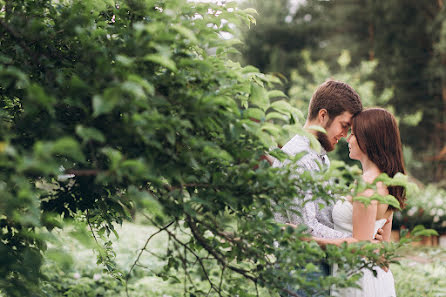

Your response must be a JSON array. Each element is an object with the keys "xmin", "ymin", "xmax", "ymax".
[
  {"xmin": 0, "ymin": 0, "xmax": 428, "ymax": 296},
  {"xmin": 394, "ymin": 184, "xmax": 446, "ymax": 234}
]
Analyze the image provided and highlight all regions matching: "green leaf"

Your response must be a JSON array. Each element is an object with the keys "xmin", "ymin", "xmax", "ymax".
[
  {"xmin": 261, "ymin": 122, "xmax": 281, "ymax": 137},
  {"xmin": 267, "ymin": 90, "xmax": 287, "ymax": 99},
  {"xmin": 27, "ymin": 84, "xmax": 56, "ymax": 112},
  {"xmin": 244, "ymin": 108, "xmax": 265, "ymax": 121},
  {"xmin": 50, "ymin": 137, "xmax": 85, "ymax": 162},
  {"xmin": 144, "ymin": 54, "xmax": 177, "ymax": 72},
  {"xmin": 126, "ymin": 186, "xmax": 164, "ymax": 219},
  {"xmin": 241, "ymin": 65, "xmax": 260, "ymax": 74},
  {"xmin": 171, "ymin": 24, "xmax": 198, "ymax": 43},
  {"xmin": 266, "ymin": 111, "xmax": 289, "ymax": 121},
  {"xmin": 270, "ymin": 100, "xmax": 293, "ymax": 114},
  {"xmin": 68, "ymin": 221, "xmax": 95, "ymax": 248},
  {"xmin": 250, "ymin": 83, "xmax": 269, "ymax": 111},
  {"xmin": 121, "ymin": 81, "xmax": 146, "ymax": 99},
  {"xmin": 115, "ymin": 55, "xmax": 135, "ymax": 66},
  {"xmin": 374, "ymin": 172, "xmax": 419, "ymax": 193},
  {"xmin": 92, "ymin": 91, "xmax": 120, "ymax": 117},
  {"xmin": 353, "ymin": 194, "xmax": 401, "ymax": 210},
  {"xmin": 411, "ymin": 225, "xmax": 438, "ymax": 237},
  {"xmin": 203, "ymin": 146, "xmax": 234, "ymax": 162},
  {"xmin": 256, "ymin": 130, "xmax": 275, "ymax": 148},
  {"xmin": 268, "ymin": 148, "xmax": 289, "ymax": 162},
  {"xmin": 127, "ymin": 74, "xmax": 155, "ymax": 96},
  {"xmin": 76, "ymin": 125, "xmax": 105, "ymax": 143},
  {"xmin": 101, "ymin": 147, "xmax": 123, "ymax": 169},
  {"xmin": 243, "ymin": 8, "xmax": 258, "ymax": 15},
  {"xmin": 306, "ymin": 132, "xmax": 322, "ymax": 153},
  {"xmin": 307, "ymin": 125, "xmax": 327, "ymax": 134}
]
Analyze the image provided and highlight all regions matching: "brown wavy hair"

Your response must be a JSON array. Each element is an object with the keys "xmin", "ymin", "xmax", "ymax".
[
  {"xmin": 352, "ymin": 108, "xmax": 406, "ymax": 210},
  {"xmin": 308, "ymin": 79, "xmax": 363, "ymax": 121}
]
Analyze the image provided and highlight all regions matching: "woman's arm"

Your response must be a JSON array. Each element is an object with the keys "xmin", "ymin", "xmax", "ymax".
[
  {"xmin": 352, "ymin": 189, "xmax": 379, "ymax": 240},
  {"xmin": 312, "ymin": 189, "xmax": 380, "ymax": 246},
  {"xmin": 381, "ymin": 213, "xmax": 393, "ymax": 242}
]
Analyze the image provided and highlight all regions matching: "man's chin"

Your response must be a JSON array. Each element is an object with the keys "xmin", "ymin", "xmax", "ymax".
[
  {"xmin": 316, "ymin": 132, "xmax": 334, "ymax": 152},
  {"xmin": 325, "ymin": 143, "xmax": 335, "ymax": 152}
]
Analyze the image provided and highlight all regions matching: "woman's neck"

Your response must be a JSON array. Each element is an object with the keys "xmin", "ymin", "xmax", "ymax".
[{"xmin": 360, "ymin": 157, "xmax": 381, "ymax": 183}]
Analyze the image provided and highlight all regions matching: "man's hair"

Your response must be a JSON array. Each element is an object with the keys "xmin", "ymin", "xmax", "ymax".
[{"xmin": 308, "ymin": 80, "xmax": 362, "ymax": 121}]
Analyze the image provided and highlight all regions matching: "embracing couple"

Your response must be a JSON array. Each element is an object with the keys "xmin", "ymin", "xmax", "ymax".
[{"xmin": 273, "ymin": 80, "xmax": 405, "ymax": 297}]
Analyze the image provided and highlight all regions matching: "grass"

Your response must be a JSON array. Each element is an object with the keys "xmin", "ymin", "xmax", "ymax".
[
  {"xmin": 391, "ymin": 246, "xmax": 446, "ymax": 297},
  {"xmin": 42, "ymin": 220, "xmax": 185, "ymax": 297},
  {"xmin": 38, "ymin": 220, "xmax": 446, "ymax": 297}
]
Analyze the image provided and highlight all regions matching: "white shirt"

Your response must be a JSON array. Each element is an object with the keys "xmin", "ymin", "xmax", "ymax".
[{"xmin": 273, "ymin": 134, "xmax": 349, "ymax": 239}]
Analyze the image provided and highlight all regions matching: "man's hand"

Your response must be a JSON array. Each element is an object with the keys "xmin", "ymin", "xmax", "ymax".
[
  {"xmin": 374, "ymin": 218, "xmax": 391, "ymax": 272},
  {"xmin": 285, "ymin": 223, "xmax": 298, "ymax": 228},
  {"xmin": 374, "ymin": 217, "xmax": 391, "ymax": 242},
  {"xmin": 374, "ymin": 228, "xmax": 384, "ymax": 242}
]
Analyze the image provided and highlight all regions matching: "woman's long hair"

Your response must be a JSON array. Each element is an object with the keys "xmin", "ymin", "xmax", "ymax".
[{"xmin": 352, "ymin": 108, "xmax": 406, "ymax": 210}]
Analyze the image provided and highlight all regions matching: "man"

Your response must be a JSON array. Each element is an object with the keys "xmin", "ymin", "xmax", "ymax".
[
  {"xmin": 274, "ymin": 79, "xmax": 361, "ymax": 237},
  {"xmin": 271, "ymin": 80, "xmax": 385, "ymax": 296}
]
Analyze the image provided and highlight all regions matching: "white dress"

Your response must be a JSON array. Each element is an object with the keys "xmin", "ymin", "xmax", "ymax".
[{"xmin": 331, "ymin": 200, "xmax": 396, "ymax": 297}]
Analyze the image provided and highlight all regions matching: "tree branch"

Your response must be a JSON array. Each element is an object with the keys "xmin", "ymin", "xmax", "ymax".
[
  {"xmin": 185, "ymin": 215, "xmax": 257, "ymax": 282},
  {"xmin": 65, "ymin": 169, "xmax": 104, "ymax": 176},
  {"xmin": 125, "ymin": 220, "xmax": 174, "ymax": 297},
  {"xmin": 143, "ymin": 214, "xmax": 222, "ymax": 296}
]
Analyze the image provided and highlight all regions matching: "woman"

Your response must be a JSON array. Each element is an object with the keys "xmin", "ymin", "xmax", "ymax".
[{"xmin": 314, "ymin": 108, "xmax": 406, "ymax": 297}]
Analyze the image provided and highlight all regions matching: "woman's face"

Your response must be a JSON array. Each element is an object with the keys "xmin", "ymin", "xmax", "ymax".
[{"xmin": 347, "ymin": 130, "xmax": 364, "ymax": 160}]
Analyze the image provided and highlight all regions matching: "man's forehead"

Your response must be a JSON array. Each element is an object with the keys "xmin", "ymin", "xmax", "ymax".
[{"xmin": 337, "ymin": 111, "xmax": 354, "ymax": 124}]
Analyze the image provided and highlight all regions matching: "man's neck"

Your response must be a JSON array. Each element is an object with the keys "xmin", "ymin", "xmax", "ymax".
[{"xmin": 303, "ymin": 120, "xmax": 320, "ymax": 138}]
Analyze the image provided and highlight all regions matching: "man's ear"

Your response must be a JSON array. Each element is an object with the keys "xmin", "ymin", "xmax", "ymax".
[{"xmin": 318, "ymin": 109, "xmax": 329, "ymax": 125}]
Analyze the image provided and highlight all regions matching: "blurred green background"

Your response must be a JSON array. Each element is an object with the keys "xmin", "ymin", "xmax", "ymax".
[{"xmin": 238, "ymin": 0, "xmax": 445, "ymax": 185}]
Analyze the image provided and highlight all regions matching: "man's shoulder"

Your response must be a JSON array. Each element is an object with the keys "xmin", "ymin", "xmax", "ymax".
[{"xmin": 281, "ymin": 134, "xmax": 312, "ymax": 156}]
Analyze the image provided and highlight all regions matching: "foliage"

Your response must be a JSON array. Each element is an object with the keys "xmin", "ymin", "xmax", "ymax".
[
  {"xmin": 394, "ymin": 184, "xmax": 446, "ymax": 233},
  {"xmin": 39, "ymin": 221, "xmax": 446, "ymax": 297},
  {"xmin": 284, "ymin": 50, "xmax": 395, "ymax": 166},
  {"xmin": 0, "ymin": 0, "xmax": 432, "ymax": 297},
  {"xmin": 38, "ymin": 221, "xmax": 446, "ymax": 297},
  {"xmin": 392, "ymin": 247, "xmax": 446, "ymax": 297},
  {"xmin": 282, "ymin": 49, "xmax": 431, "ymax": 176},
  {"xmin": 287, "ymin": 50, "xmax": 393, "ymax": 119},
  {"xmin": 240, "ymin": 0, "xmax": 446, "ymax": 183}
]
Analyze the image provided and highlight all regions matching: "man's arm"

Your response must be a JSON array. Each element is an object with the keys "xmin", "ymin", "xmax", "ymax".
[
  {"xmin": 300, "ymin": 200, "xmax": 350, "ymax": 239},
  {"xmin": 274, "ymin": 149, "xmax": 349, "ymax": 238}
]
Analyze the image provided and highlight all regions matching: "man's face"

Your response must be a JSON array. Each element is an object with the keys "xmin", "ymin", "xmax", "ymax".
[{"xmin": 318, "ymin": 111, "xmax": 353, "ymax": 152}]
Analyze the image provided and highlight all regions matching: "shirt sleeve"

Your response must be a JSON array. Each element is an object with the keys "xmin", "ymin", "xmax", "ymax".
[
  {"xmin": 277, "ymin": 152, "xmax": 349, "ymax": 239},
  {"xmin": 301, "ymin": 200, "xmax": 350, "ymax": 239}
]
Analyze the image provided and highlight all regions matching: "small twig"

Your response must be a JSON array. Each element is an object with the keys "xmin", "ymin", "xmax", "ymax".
[
  {"xmin": 281, "ymin": 288, "xmax": 302, "ymax": 297},
  {"xmin": 86, "ymin": 209, "xmax": 100, "ymax": 245},
  {"xmin": 142, "ymin": 249, "xmax": 165, "ymax": 260},
  {"xmin": 65, "ymin": 169, "xmax": 103, "ymax": 176},
  {"xmin": 143, "ymin": 213, "xmax": 222, "ymax": 296},
  {"xmin": 218, "ymin": 265, "xmax": 226, "ymax": 293},
  {"xmin": 176, "ymin": 241, "xmax": 199, "ymax": 293},
  {"xmin": 125, "ymin": 220, "xmax": 174, "ymax": 297},
  {"xmin": 183, "ymin": 244, "xmax": 187, "ymax": 297},
  {"xmin": 186, "ymin": 215, "xmax": 256, "ymax": 282}
]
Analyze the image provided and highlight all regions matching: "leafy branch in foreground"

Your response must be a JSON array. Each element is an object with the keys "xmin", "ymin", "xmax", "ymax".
[{"xmin": 0, "ymin": 0, "xmax": 434, "ymax": 296}]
